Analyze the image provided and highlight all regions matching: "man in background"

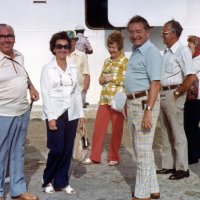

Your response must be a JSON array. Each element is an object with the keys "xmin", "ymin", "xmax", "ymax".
[
  {"xmin": 74, "ymin": 24, "xmax": 93, "ymax": 55},
  {"xmin": 157, "ymin": 19, "xmax": 196, "ymax": 180},
  {"xmin": 67, "ymin": 30, "xmax": 90, "ymax": 108},
  {"xmin": 0, "ymin": 23, "xmax": 39, "ymax": 200}
]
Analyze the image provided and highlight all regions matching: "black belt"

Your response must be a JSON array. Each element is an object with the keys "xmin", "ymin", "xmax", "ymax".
[
  {"xmin": 162, "ymin": 84, "xmax": 180, "ymax": 91},
  {"xmin": 127, "ymin": 90, "xmax": 148, "ymax": 100}
]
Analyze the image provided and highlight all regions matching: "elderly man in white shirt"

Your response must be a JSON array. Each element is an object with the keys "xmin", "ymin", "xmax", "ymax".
[
  {"xmin": 0, "ymin": 24, "xmax": 39, "ymax": 200},
  {"xmin": 157, "ymin": 19, "xmax": 196, "ymax": 180}
]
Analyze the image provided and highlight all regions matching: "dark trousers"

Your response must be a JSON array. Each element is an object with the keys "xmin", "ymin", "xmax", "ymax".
[
  {"xmin": 184, "ymin": 100, "xmax": 200, "ymax": 164},
  {"xmin": 42, "ymin": 111, "xmax": 78, "ymax": 188}
]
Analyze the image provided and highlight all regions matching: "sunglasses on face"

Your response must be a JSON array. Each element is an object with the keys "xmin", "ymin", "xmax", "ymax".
[{"xmin": 55, "ymin": 44, "xmax": 70, "ymax": 50}]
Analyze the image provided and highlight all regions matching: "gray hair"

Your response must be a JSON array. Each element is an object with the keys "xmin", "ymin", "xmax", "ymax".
[{"xmin": 0, "ymin": 24, "xmax": 15, "ymax": 34}]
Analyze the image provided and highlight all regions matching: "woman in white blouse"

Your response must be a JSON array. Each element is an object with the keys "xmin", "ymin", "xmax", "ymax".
[
  {"xmin": 184, "ymin": 35, "xmax": 200, "ymax": 164},
  {"xmin": 40, "ymin": 31, "xmax": 84, "ymax": 194}
]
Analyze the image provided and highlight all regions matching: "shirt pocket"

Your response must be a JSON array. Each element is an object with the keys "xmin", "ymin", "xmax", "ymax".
[{"xmin": 165, "ymin": 62, "xmax": 175, "ymax": 74}]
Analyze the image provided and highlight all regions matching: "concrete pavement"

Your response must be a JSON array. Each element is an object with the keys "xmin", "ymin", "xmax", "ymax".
[{"xmin": 3, "ymin": 105, "xmax": 200, "ymax": 200}]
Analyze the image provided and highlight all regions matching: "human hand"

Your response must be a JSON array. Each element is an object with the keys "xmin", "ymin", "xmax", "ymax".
[
  {"xmin": 141, "ymin": 110, "xmax": 152, "ymax": 130},
  {"xmin": 99, "ymin": 75, "xmax": 106, "ymax": 85},
  {"xmin": 173, "ymin": 90, "xmax": 180, "ymax": 101},
  {"xmin": 104, "ymin": 75, "xmax": 113, "ymax": 82},
  {"xmin": 122, "ymin": 103, "xmax": 127, "ymax": 119},
  {"xmin": 29, "ymin": 86, "xmax": 39, "ymax": 101},
  {"xmin": 48, "ymin": 119, "xmax": 58, "ymax": 131},
  {"xmin": 79, "ymin": 118, "xmax": 84, "ymax": 128}
]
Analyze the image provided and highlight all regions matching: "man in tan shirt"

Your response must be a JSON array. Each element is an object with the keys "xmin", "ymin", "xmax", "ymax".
[{"xmin": 67, "ymin": 30, "xmax": 90, "ymax": 107}]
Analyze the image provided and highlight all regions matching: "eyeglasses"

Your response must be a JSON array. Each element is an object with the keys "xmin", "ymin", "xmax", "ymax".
[
  {"xmin": 0, "ymin": 34, "xmax": 15, "ymax": 40},
  {"xmin": 161, "ymin": 30, "xmax": 174, "ymax": 36},
  {"xmin": 55, "ymin": 44, "xmax": 70, "ymax": 50}
]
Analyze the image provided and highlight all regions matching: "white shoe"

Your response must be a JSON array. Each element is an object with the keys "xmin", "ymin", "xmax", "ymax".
[
  {"xmin": 44, "ymin": 183, "xmax": 55, "ymax": 193},
  {"xmin": 108, "ymin": 161, "xmax": 119, "ymax": 166},
  {"xmin": 64, "ymin": 185, "xmax": 76, "ymax": 194},
  {"xmin": 5, "ymin": 177, "xmax": 10, "ymax": 184}
]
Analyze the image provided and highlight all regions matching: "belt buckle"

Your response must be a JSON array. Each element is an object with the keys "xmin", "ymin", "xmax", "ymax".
[{"xmin": 127, "ymin": 93, "xmax": 134, "ymax": 100}]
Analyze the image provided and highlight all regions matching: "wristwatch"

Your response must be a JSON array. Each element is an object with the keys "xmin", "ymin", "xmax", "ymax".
[
  {"xmin": 174, "ymin": 91, "xmax": 180, "ymax": 96},
  {"xmin": 145, "ymin": 105, "xmax": 152, "ymax": 111}
]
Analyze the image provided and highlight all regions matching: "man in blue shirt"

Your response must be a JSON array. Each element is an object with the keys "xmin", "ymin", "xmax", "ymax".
[{"xmin": 124, "ymin": 15, "xmax": 163, "ymax": 200}]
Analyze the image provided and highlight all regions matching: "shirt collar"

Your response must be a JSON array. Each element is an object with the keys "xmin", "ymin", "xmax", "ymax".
[
  {"xmin": 164, "ymin": 40, "xmax": 181, "ymax": 54},
  {"xmin": 132, "ymin": 40, "xmax": 151, "ymax": 55},
  {"xmin": 108, "ymin": 52, "xmax": 124, "ymax": 62},
  {"xmin": 69, "ymin": 48, "xmax": 81, "ymax": 56},
  {"xmin": 0, "ymin": 49, "xmax": 21, "ymax": 61}
]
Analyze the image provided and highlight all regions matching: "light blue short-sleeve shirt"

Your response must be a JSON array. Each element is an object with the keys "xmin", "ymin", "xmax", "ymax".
[{"xmin": 125, "ymin": 40, "xmax": 163, "ymax": 94}]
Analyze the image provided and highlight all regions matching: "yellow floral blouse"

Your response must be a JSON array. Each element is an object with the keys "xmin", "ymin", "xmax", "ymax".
[{"xmin": 99, "ymin": 53, "xmax": 128, "ymax": 105}]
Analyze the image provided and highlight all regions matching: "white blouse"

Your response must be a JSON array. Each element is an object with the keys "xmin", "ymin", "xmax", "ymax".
[{"xmin": 40, "ymin": 58, "xmax": 84, "ymax": 121}]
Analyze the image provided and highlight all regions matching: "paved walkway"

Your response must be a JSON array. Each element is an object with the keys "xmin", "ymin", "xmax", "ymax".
[{"xmin": 3, "ymin": 105, "xmax": 200, "ymax": 200}]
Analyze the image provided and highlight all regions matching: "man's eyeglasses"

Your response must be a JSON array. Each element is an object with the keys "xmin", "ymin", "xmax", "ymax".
[
  {"xmin": 55, "ymin": 44, "xmax": 70, "ymax": 50},
  {"xmin": 0, "ymin": 34, "xmax": 15, "ymax": 40},
  {"xmin": 161, "ymin": 30, "xmax": 175, "ymax": 36}
]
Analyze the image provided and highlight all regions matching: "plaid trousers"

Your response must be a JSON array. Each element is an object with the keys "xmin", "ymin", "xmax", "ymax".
[{"xmin": 127, "ymin": 96, "xmax": 160, "ymax": 199}]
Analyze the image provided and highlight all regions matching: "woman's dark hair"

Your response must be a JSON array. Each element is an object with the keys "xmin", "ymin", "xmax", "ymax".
[
  {"xmin": 165, "ymin": 19, "xmax": 183, "ymax": 38},
  {"xmin": 50, "ymin": 31, "xmax": 71, "ymax": 55},
  {"xmin": 107, "ymin": 31, "xmax": 124, "ymax": 51},
  {"xmin": 127, "ymin": 15, "xmax": 151, "ymax": 31}
]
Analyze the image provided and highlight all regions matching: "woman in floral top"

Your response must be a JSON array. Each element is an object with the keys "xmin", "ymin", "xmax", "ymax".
[{"xmin": 83, "ymin": 31, "xmax": 128, "ymax": 166}]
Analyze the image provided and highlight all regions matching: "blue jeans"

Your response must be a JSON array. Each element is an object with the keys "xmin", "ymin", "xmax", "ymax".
[{"xmin": 0, "ymin": 109, "xmax": 30, "ymax": 197}]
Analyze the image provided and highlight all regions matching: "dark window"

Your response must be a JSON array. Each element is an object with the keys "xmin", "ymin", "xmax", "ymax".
[{"xmin": 85, "ymin": 0, "xmax": 114, "ymax": 29}]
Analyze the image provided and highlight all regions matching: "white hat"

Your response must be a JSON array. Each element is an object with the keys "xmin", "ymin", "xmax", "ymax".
[{"xmin": 75, "ymin": 24, "xmax": 85, "ymax": 31}]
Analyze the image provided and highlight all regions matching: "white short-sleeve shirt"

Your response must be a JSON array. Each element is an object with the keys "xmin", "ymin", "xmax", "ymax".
[{"xmin": 161, "ymin": 40, "xmax": 195, "ymax": 86}]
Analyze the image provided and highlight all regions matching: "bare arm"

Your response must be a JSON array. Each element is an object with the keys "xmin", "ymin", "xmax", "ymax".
[
  {"xmin": 28, "ymin": 79, "xmax": 39, "ymax": 101},
  {"xmin": 174, "ymin": 74, "xmax": 197, "ymax": 100},
  {"xmin": 142, "ymin": 80, "xmax": 161, "ymax": 130},
  {"xmin": 83, "ymin": 74, "xmax": 90, "ymax": 91}
]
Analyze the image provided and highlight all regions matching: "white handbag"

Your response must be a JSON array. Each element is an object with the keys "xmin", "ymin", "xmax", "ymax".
[{"xmin": 111, "ymin": 90, "xmax": 127, "ymax": 112}]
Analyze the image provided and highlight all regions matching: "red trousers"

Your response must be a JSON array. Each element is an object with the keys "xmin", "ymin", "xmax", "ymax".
[{"xmin": 90, "ymin": 105, "xmax": 124, "ymax": 162}]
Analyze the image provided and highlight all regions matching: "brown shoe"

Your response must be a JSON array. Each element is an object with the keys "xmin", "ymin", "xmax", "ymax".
[
  {"xmin": 12, "ymin": 192, "xmax": 39, "ymax": 200},
  {"xmin": 150, "ymin": 193, "xmax": 160, "ymax": 199},
  {"xmin": 156, "ymin": 168, "xmax": 176, "ymax": 174},
  {"xmin": 132, "ymin": 197, "xmax": 150, "ymax": 200},
  {"xmin": 132, "ymin": 192, "xmax": 159, "ymax": 199},
  {"xmin": 169, "ymin": 169, "xmax": 190, "ymax": 180}
]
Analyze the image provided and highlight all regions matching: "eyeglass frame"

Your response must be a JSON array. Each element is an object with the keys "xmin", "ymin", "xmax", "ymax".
[
  {"xmin": 0, "ymin": 34, "xmax": 15, "ymax": 40},
  {"xmin": 161, "ymin": 30, "xmax": 175, "ymax": 36}
]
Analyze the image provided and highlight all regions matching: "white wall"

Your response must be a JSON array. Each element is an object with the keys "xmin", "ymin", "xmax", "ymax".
[
  {"xmin": 0, "ymin": 0, "xmax": 110, "ymax": 105},
  {"xmin": 1, "ymin": 0, "xmax": 200, "ymax": 105}
]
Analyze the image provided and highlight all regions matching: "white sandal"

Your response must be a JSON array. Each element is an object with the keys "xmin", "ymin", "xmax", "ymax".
[
  {"xmin": 82, "ymin": 158, "xmax": 93, "ymax": 165},
  {"xmin": 64, "ymin": 185, "xmax": 76, "ymax": 194},
  {"xmin": 108, "ymin": 161, "xmax": 119, "ymax": 166},
  {"xmin": 44, "ymin": 183, "xmax": 55, "ymax": 193}
]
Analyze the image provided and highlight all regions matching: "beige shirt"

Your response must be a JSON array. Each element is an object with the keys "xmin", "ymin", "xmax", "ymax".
[
  {"xmin": 68, "ymin": 49, "xmax": 90, "ymax": 90},
  {"xmin": 0, "ymin": 50, "xmax": 29, "ymax": 116}
]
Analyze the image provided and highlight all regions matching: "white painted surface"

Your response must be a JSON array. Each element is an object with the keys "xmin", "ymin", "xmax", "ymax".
[
  {"xmin": 1, "ymin": 0, "xmax": 200, "ymax": 105},
  {"xmin": 108, "ymin": 0, "xmax": 200, "ymax": 28}
]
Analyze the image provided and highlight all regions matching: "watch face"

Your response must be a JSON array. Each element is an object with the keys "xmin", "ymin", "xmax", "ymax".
[{"xmin": 145, "ymin": 105, "xmax": 152, "ymax": 111}]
